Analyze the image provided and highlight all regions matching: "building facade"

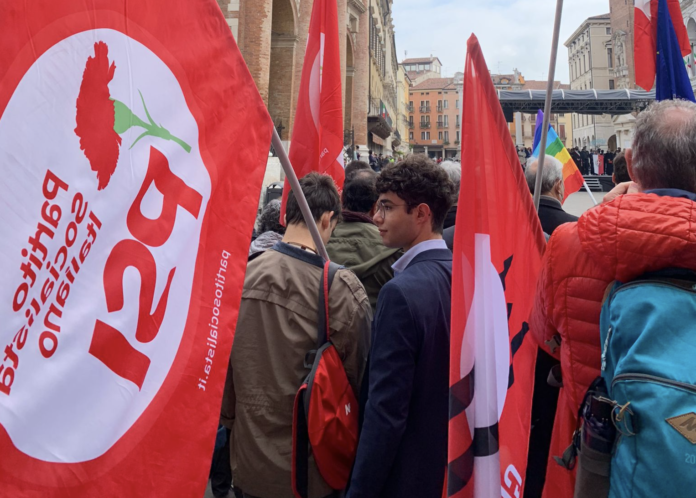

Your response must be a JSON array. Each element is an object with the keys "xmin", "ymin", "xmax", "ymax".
[
  {"xmin": 407, "ymin": 75, "xmax": 461, "ymax": 160},
  {"xmin": 367, "ymin": 0, "xmax": 401, "ymax": 155},
  {"xmin": 565, "ymin": 14, "xmax": 615, "ymax": 150},
  {"xmin": 402, "ymin": 56, "xmax": 443, "ymax": 86},
  {"xmin": 681, "ymin": 1, "xmax": 696, "ymax": 87},
  {"xmin": 508, "ymin": 77, "xmax": 574, "ymax": 148},
  {"xmin": 216, "ymin": 0, "xmax": 402, "ymax": 165}
]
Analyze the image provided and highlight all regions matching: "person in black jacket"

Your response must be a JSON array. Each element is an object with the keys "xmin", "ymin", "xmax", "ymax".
[
  {"xmin": 347, "ymin": 155, "xmax": 455, "ymax": 498},
  {"xmin": 439, "ymin": 160, "xmax": 461, "ymax": 229},
  {"xmin": 523, "ymin": 155, "xmax": 578, "ymax": 498},
  {"xmin": 580, "ymin": 146, "xmax": 591, "ymax": 175},
  {"xmin": 525, "ymin": 156, "xmax": 578, "ymax": 235}
]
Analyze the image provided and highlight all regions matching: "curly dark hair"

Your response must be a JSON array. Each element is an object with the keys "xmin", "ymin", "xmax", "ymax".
[
  {"xmin": 286, "ymin": 172, "xmax": 341, "ymax": 226},
  {"xmin": 257, "ymin": 199, "xmax": 286, "ymax": 235},
  {"xmin": 377, "ymin": 154, "xmax": 456, "ymax": 233}
]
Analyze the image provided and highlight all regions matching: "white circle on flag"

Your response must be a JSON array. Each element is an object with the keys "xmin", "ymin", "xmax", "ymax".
[{"xmin": 0, "ymin": 29, "xmax": 211, "ymax": 463}]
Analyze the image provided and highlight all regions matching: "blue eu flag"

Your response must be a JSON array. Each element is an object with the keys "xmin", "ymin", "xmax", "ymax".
[{"xmin": 656, "ymin": 0, "xmax": 696, "ymax": 102}]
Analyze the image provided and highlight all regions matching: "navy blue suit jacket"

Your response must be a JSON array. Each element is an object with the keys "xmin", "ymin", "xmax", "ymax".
[{"xmin": 348, "ymin": 249, "xmax": 452, "ymax": 498}]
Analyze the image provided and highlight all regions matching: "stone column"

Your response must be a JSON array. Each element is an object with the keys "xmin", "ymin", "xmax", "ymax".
[
  {"xmin": 352, "ymin": 6, "xmax": 370, "ymax": 153},
  {"xmin": 514, "ymin": 112, "xmax": 523, "ymax": 146},
  {"xmin": 239, "ymin": 0, "xmax": 273, "ymax": 104}
]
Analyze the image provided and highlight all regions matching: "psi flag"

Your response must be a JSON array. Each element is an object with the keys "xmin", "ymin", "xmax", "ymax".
[
  {"xmin": 281, "ymin": 0, "xmax": 345, "ymax": 220},
  {"xmin": 0, "ymin": 1, "xmax": 272, "ymax": 496},
  {"xmin": 447, "ymin": 35, "xmax": 546, "ymax": 498}
]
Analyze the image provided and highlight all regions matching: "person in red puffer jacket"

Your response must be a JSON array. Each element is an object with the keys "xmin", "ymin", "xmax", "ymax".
[{"xmin": 529, "ymin": 99, "xmax": 696, "ymax": 498}]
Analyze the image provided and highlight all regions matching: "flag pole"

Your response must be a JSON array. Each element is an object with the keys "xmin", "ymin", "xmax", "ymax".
[
  {"xmin": 533, "ymin": 0, "xmax": 565, "ymax": 212},
  {"xmin": 583, "ymin": 181, "xmax": 599, "ymax": 206},
  {"xmin": 271, "ymin": 127, "xmax": 331, "ymax": 262}
]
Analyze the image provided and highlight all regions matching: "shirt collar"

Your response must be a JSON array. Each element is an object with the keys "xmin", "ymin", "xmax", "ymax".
[
  {"xmin": 645, "ymin": 188, "xmax": 696, "ymax": 202},
  {"xmin": 392, "ymin": 239, "xmax": 448, "ymax": 275}
]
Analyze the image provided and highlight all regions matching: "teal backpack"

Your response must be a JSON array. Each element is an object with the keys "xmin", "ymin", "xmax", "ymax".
[{"xmin": 600, "ymin": 269, "xmax": 696, "ymax": 497}]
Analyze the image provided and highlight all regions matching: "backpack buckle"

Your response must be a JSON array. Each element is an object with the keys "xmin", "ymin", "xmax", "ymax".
[
  {"xmin": 304, "ymin": 350, "xmax": 317, "ymax": 369},
  {"xmin": 545, "ymin": 335, "xmax": 562, "ymax": 354}
]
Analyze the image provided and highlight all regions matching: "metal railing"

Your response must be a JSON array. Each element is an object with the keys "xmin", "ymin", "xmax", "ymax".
[
  {"xmin": 420, "ymin": 122, "xmax": 431, "ymax": 129},
  {"xmin": 419, "ymin": 106, "xmax": 431, "ymax": 113}
]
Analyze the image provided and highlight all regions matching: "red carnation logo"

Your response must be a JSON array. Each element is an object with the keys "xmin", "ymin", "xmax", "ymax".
[{"xmin": 75, "ymin": 42, "xmax": 191, "ymax": 190}]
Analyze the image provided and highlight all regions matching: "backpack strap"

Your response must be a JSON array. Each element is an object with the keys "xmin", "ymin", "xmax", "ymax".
[
  {"xmin": 294, "ymin": 261, "xmax": 341, "ymax": 498},
  {"xmin": 303, "ymin": 261, "xmax": 341, "ymax": 369},
  {"xmin": 316, "ymin": 261, "xmax": 341, "ymax": 347}
]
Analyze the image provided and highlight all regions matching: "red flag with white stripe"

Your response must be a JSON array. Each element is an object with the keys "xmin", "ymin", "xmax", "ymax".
[
  {"xmin": 635, "ymin": 0, "xmax": 691, "ymax": 90},
  {"xmin": 447, "ymin": 35, "xmax": 546, "ymax": 498},
  {"xmin": 281, "ymin": 0, "xmax": 344, "ymax": 219}
]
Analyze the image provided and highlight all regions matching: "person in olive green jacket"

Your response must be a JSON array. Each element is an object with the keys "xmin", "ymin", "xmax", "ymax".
[{"xmin": 327, "ymin": 170, "xmax": 401, "ymax": 311}]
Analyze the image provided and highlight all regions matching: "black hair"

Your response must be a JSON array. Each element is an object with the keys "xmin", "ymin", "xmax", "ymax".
[
  {"xmin": 342, "ymin": 171, "xmax": 379, "ymax": 213},
  {"xmin": 613, "ymin": 152, "xmax": 630, "ymax": 184},
  {"xmin": 286, "ymin": 172, "xmax": 341, "ymax": 226}
]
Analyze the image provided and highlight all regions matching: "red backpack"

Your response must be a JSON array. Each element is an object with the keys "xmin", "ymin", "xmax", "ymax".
[{"xmin": 292, "ymin": 261, "xmax": 359, "ymax": 498}]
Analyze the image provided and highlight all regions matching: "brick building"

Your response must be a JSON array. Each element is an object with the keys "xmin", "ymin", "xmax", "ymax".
[{"xmin": 216, "ymin": 0, "xmax": 402, "ymax": 161}]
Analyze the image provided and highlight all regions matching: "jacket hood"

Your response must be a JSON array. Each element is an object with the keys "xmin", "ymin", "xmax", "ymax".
[
  {"xmin": 578, "ymin": 193, "xmax": 696, "ymax": 282},
  {"xmin": 249, "ymin": 231, "xmax": 284, "ymax": 257},
  {"xmin": 327, "ymin": 221, "xmax": 400, "ymax": 278}
]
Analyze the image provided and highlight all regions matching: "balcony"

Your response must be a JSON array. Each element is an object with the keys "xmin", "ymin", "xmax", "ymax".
[
  {"xmin": 408, "ymin": 122, "xmax": 414, "ymax": 129},
  {"xmin": 392, "ymin": 130, "xmax": 402, "ymax": 147},
  {"xmin": 437, "ymin": 105, "xmax": 444, "ymax": 112},
  {"xmin": 368, "ymin": 98, "xmax": 393, "ymax": 139},
  {"xmin": 456, "ymin": 122, "xmax": 460, "ymax": 128},
  {"xmin": 420, "ymin": 122, "xmax": 431, "ymax": 129},
  {"xmin": 419, "ymin": 106, "xmax": 431, "ymax": 113},
  {"xmin": 437, "ymin": 122, "xmax": 446, "ymax": 128},
  {"xmin": 407, "ymin": 104, "xmax": 414, "ymax": 113}
]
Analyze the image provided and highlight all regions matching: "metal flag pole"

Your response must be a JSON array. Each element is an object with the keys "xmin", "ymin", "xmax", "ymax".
[
  {"xmin": 533, "ymin": 0, "xmax": 565, "ymax": 212},
  {"xmin": 271, "ymin": 127, "xmax": 331, "ymax": 262},
  {"xmin": 583, "ymin": 181, "xmax": 599, "ymax": 206}
]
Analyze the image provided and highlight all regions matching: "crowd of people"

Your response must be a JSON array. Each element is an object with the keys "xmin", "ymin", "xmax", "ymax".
[{"xmin": 208, "ymin": 99, "xmax": 696, "ymax": 498}]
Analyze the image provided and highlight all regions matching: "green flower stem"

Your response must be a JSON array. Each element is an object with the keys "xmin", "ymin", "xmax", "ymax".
[{"xmin": 112, "ymin": 91, "xmax": 191, "ymax": 153}]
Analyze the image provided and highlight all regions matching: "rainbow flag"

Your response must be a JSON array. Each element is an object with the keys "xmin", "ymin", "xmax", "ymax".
[{"xmin": 532, "ymin": 113, "xmax": 584, "ymax": 201}]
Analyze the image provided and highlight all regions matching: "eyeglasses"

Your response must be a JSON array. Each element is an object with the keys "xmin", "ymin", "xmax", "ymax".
[{"xmin": 376, "ymin": 201, "xmax": 410, "ymax": 217}]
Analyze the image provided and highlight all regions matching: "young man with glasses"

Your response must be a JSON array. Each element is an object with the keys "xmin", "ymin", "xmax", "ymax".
[{"xmin": 347, "ymin": 156, "xmax": 456, "ymax": 498}]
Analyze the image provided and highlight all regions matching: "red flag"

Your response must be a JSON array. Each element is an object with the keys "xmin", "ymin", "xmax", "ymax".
[
  {"xmin": 281, "ymin": 0, "xmax": 344, "ymax": 220},
  {"xmin": 635, "ymin": 0, "xmax": 691, "ymax": 90},
  {"xmin": 0, "ymin": 1, "xmax": 272, "ymax": 496},
  {"xmin": 447, "ymin": 35, "xmax": 546, "ymax": 498}
]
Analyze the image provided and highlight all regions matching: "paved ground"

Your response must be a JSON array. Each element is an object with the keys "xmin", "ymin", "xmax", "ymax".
[{"xmin": 563, "ymin": 190, "xmax": 608, "ymax": 218}]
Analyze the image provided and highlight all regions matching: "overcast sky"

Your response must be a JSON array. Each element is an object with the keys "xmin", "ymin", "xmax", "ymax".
[{"xmin": 393, "ymin": 0, "xmax": 610, "ymax": 83}]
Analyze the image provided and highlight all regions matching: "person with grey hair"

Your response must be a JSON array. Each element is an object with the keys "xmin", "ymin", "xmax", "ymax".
[
  {"xmin": 440, "ymin": 160, "xmax": 461, "ymax": 229},
  {"xmin": 525, "ymin": 156, "xmax": 578, "ymax": 235},
  {"xmin": 528, "ymin": 99, "xmax": 696, "ymax": 498},
  {"xmin": 249, "ymin": 199, "xmax": 286, "ymax": 257}
]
